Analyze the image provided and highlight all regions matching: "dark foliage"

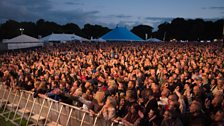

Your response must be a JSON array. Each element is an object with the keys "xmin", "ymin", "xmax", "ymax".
[{"xmin": 0, "ymin": 18, "xmax": 223, "ymax": 41}]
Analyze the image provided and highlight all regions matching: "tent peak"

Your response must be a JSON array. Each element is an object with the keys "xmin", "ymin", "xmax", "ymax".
[{"xmin": 101, "ymin": 27, "xmax": 143, "ymax": 41}]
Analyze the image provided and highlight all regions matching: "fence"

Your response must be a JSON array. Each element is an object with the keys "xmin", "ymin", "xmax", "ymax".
[{"xmin": 0, "ymin": 84, "xmax": 120, "ymax": 126}]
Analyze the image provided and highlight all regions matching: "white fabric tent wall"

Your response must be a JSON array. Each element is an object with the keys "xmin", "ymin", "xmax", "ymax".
[
  {"xmin": 91, "ymin": 38, "xmax": 106, "ymax": 42},
  {"xmin": 3, "ymin": 34, "xmax": 43, "ymax": 50},
  {"xmin": 7, "ymin": 43, "xmax": 43, "ymax": 50},
  {"xmin": 41, "ymin": 33, "xmax": 89, "ymax": 42},
  {"xmin": 145, "ymin": 38, "xmax": 162, "ymax": 42}
]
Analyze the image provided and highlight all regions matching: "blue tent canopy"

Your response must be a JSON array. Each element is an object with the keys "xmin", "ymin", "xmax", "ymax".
[{"xmin": 101, "ymin": 27, "xmax": 143, "ymax": 41}]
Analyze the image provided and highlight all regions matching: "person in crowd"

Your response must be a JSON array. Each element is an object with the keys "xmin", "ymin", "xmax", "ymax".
[
  {"xmin": 210, "ymin": 109, "xmax": 224, "ymax": 126},
  {"xmin": 182, "ymin": 100, "xmax": 211, "ymax": 126},
  {"xmin": 116, "ymin": 96, "xmax": 128, "ymax": 118},
  {"xmin": 139, "ymin": 108, "xmax": 161, "ymax": 126},
  {"xmin": 125, "ymin": 90, "xmax": 137, "ymax": 110},
  {"xmin": 98, "ymin": 96, "xmax": 117, "ymax": 120},
  {"xmin": 139, "ymin": 88, "xmax": 158, "ymax": 116},
  {"xmin": 89, "ymin": 91, "xmax": 105, "ymax": 114},
  {"xmin": 33, "ymin": 80, "xmax": 47, "ymax": 98},
  {"xmin": 161, "ymin": 109, "xmax": 183, "ymax": 126},
  {"xmin": 205, "ymin": 92, "xmax": 223, "ymax": 119},
  {"xmin": 117, "ymin": 103, "xmax": 141, "ymax": 126},
  {"xmin": 0, "ymin": 41, "xmax": 223, "ymax": 125},
  {"xmin": 212, "ymin": 79, "xmax": 224, "ymax": 96},
  {"xmin": 158, "ymin": 88, "xmax": 170, "ymax": 108},
  {"xmin": 45, "ymin": 81, "xmax": 62, "ymax": 101}
]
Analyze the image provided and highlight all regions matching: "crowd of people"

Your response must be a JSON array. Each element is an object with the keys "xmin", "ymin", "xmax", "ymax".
[{"xmin": 0, "ymin": 41, "xmax": 223, "ymax": 126}]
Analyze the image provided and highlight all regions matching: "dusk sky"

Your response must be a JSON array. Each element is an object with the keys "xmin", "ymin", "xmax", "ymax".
[{"xmin": 0, "ymin": 0, "xmax": 223, "ymax": 30}]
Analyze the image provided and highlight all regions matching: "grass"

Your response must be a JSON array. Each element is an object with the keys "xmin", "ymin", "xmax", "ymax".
[
  {"xmin": 0, "ymin": 108, "xmax": 28, "ymax": 126},
  {"xmin": 0, "ymin": 115, "xmax": 14, "ymax": 126}
]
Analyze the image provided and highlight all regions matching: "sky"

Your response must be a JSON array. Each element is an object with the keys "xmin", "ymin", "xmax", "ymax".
[{"xmin": 0, "ymin": 0, "xmax": 223, "ymax": 30}]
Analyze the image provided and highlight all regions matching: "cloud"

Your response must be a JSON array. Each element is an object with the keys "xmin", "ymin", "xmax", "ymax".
[
  {"xmin": 94, "ymin": 16, "xmax": 173, "ymax": 30},
  {"xmin": 65, "ymin": 2, "xmax": 76, "ymax": 5},
  {"xmin": 46, "ymin": 9, "xmax": 100, "ymax": 26},
  {"xmin": 0, "ymin": 0, "xmax": 106, "ymax": 29},
  {"xmin": 117, "ymin": 20, "xmax": 139, "ymax": 28},
  {"xmin": 145, "ymin": 17, "xmax": 173, "ymax": 21},
  {"xmin": 208, "ymin": 6, "xmax": 224, "ymax": 10},
  {"xmin": 3, "ymin": 0, "xmax": 221, "ymax": 31},
  {"xmin": 103, "ymin": 14, "xmax": 132, "ymax": 19},
  {"xmin": 64, "ymin": 1, "xmax": 84, "ymax": 6},
  {"xmin": 0, "ymin": 0, "xmax": 51, "ymax": 21},
  {"xmin": 115, "ymin": 15, "xmax": 132, "ymax": 19},
  {"xmin": 144, "ymin": 17, "xmax": 173, "ymax": 30},
  {"xmin": 0, "ymin": 0, "xmax": 101, "ymax": 27},
  {"xmin": 202, "ymin": 6, "xmax": 224, "ymax": 10},
  {"xmin": 95, "ymin": 16, "xmax": 174, "ymax": 30},
  {"xmin": 96, "ymin": 14, "xmax": 133, "ymax": 28}
]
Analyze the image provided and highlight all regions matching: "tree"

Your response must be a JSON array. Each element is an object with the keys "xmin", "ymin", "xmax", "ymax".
[
  {"xmin": 36, "ymin": 19, "xmax": 63, "ymax": 37},
  {"xmin": 82, "ymin": 24, "xmax": 110, "ymax": 39},
  {"xmin": 213, "ymin": 19, "xmax": 224, "ymax": 39},
  {"xmin": 131, "ymin": 25, "xmax": 153, "ymax": 40},
  {"xmin": 20, "ymin": 21, "xmax": 37, "ymax": 37},
  {"xmin": 0, "ymin": 20, "xmax": 20, "ymax": 40},
  {"xmin": 62, "ymin": 23, "xmax": 82, "ymax": 36},
  {"xmin": 190, "ymin": 18, "xmax": 205, "ymax": 41},
  {"xmin": 169, "ymin": 18, "xmax": 188, "ymax": 40},
  {"xmin": 0, "ymin": 18, "xmax": 223, "ymax": 41},
  {"xmin": 154, "ymin": 22, "xmax": 170, "ymax": 41}
]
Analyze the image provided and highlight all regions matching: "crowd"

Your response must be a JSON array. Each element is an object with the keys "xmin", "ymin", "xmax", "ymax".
[{"xmin": 0, "ymin": 41, "xmax": 223, "ymax": 126}]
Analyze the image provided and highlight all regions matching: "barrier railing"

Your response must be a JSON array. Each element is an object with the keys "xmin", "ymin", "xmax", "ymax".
[{"xmin": 0, "ymin": 84, "xmax": 119, "ymax": 126}]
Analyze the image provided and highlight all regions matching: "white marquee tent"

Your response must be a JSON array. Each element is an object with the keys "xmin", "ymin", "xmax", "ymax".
[
  {"xmin": 91, "ymin": 38, "xmax": 106, "ymax": 42},
  {"xmin": 3, "ymin": 34, "xmax": 43, "ymax": 50},
  {"xmin": 145, "ymin": 38, "xmax": 162, "ymax": 42},
  {"xmin": 41, "ymin": 33, "xmax": 89, "ymax": 43}
]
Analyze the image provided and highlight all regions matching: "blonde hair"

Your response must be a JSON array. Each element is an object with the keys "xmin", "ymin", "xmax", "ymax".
[
  {"xmin": 74, "ymin": 88, "xmax": 83, "ymax": 97},
  {"xmin": 106, "ymin": 96, "xmax": 117, "ymax": 107},
  {"xmin": 34, "ymin": 81, "xmax": 40, "ymax": 88},
  {"xmin": 94, "ymin": 91, "xmax": 105, "ymax": 104}
]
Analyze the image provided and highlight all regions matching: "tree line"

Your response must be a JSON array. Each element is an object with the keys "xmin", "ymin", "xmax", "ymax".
[{"xmin": 0, "ymin": 18, "xmax": 223, "ymax": 41}]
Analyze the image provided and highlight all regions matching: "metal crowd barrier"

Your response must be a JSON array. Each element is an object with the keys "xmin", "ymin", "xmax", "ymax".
[{"xmin": 0, "ymin": 84, "xmax": 119, "ymax": 126}]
